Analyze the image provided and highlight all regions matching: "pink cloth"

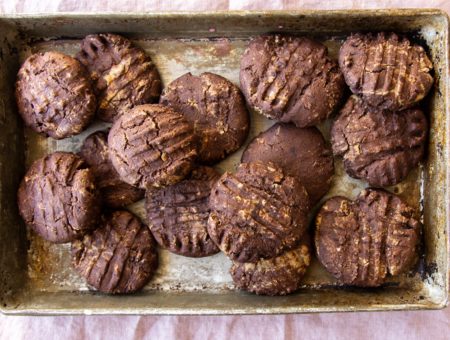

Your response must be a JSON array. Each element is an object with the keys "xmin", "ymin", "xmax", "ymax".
[{"xmin": 1, "ymin": 1, "xmax": 449, "ymax": 339}]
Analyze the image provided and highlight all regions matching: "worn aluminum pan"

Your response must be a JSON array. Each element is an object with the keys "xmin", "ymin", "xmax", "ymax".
[{"xmin": 0, "ymin": 9, "xmax": 448, "ymax": 315}]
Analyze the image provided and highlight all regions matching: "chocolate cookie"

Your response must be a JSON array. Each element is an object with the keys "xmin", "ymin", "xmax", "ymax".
[
  {"xmin": 17, "ymin": 152, "xmax": 100, "ymax": 243},
  {"xmin": 339, "ymin": 32, "xmax": 433, "ymax": 111},
  {"xmin": 79, "ymin": 130, "xmax": 144, "ymax": 208},
  {"xmin": 315, "ymin": 189, "xmax": 421, "ymax": 287},
  {"xmin": 230, "ymin": 241, "xmax": 311, "ymax": 296},
  {"xmin": 108, "ymin": 104, "xmax": 197, "ymax": 189},
  {"xmin": 208, "ymin": 162, "xmax": 310, "ymax": 263},
  {"xmin": 241, "ymin": 123, "xmax": 334, "ymax": 205},
  {"xmin": 15, "ymin": 51, "xmax": 96, "ymax": 139},
  {"xmin": 331, "ymin": 96, "xmax": 427, "ymax": 187},
  {"xmin": 160, "ymin": 72, "xmax": 250, "ymax": 164},
  {"xmin": 72, "ymin": 210, "xmax": 158, "ymax": 294},
  {"xmin": 146, "ymin": 166, "xmax": 220, "ymax": 257},
  {"xmin": 77, "ymin": 33, "xmax": 162, "ymax": 122},
  {"xmin": 240, "ymin": 35, "xmax": 345, "ymax": 127}
]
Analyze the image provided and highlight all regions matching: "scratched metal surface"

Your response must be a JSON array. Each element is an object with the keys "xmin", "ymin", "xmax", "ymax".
[{"xmin": 0, "ymin": 10, "xmax": 448, "ymax": 314}]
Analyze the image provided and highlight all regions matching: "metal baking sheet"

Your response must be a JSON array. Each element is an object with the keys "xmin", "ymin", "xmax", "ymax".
[{"xmin": 0, "ymin": 10, "xmax": 448, "ymax": 315}]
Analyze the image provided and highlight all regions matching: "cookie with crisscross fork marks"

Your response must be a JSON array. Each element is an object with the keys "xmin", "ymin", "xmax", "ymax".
[
  {"xmin": 146, "ymin": 166, "xmax": 220, "ymax": 257},
  {"xmin": 339, "ymin": 32, "xmax": 433, "ymax": 111},
  {"xmin": 77, "ymin": 33, "xmax": 161, "ymax": 122},
  {"xmin": 331, "ymin": 95, "xmax": 427, "ymax": 187},
  {"xmin": 160, "ymin": 72, "xmax": 250, "ymax": 164},
  {"xmin": 72, "ymin": 210, "xmax": 158, "ymax": 294},
  {"xmin": 315, "ymin": 189, "xmax": 421, "ymax": 287},
  {"xmin": 17, "ymin": 152, "xmax": 101, "ymax": 243},
  {"xmin": 230, "ymin": 239, "xmax": 311, "ymax": 296},
  {"xmin": 240, "ymin": 35, "xmax": 345, "ymax": 127},
  {"xmin": 79, "ymin": 130, "xmax": 144, "ymax": 208},
  {"xmin": 108, "ymin": 104, "xmax": 198, "ymax": 189},
  {"xmin": 16, "ymin": 51, "xmax": 96, "ymax": 139},
  {"xmin": 208, "ymin": 162, "xmax": 310, "ymax": 263}
]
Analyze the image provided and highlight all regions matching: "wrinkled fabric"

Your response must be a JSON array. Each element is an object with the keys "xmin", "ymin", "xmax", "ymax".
[{"xmin": 1, "ymin": 1, "xmax": 449, "ymax": 339}]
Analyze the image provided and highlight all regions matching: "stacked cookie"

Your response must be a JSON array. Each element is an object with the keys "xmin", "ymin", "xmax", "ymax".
[
  {"xmin": 15, "ymin": 31, "xmax": 431, "ymax": 296},
  {"xmin": 334, "ymin": 32, "xmax": 431, "ymax": 186},
  {"xmin": 310, "ymin": 32, "xmax": 430, "ymax": 287},
  {"xmin": 203, "ymin": 35, "xmax": 345, "ymax": 295},
  {"xmin": 16, "ymin": 34, "xmax": 163, "ymax": 294},
  {"xmin": 15, "ymin": 33, "xmax": 252, "ymax": 294},
  {"xmin": 232, "ymin": 33, "xmax": 428, "ymax": 291}
]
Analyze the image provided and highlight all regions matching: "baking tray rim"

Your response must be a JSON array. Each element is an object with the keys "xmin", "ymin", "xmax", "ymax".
[
  {"xmin": 0, "ymin": 8, "xmax": 448, "ymax": 18},
  {"xmin": 0, "ymin": 8, "xmax": 448, "ymax": 315}
]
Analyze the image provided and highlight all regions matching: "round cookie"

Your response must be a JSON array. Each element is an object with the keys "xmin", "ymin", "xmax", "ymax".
[
  {"xmin": 208, "ymin": 161, "xmax": 310, "ymax": 263},
  {"xmin": 230, "ymin": 241, "xmax": 311, "ymax": 296},
  {"xmin": 146, "ymin": 166, "xmax": 220, "ymax": 257},
  {"xmin": 79, "ymin": 130, "xmax": 144, "ymax": 208},
  {"xmin": 160, "ymin": 72, "xmax": 250, "ymax": 164},
  {"xmin": 77, "ymin": 33, "xmax": 162, "ymax": 122},
  {"xmin": 15, "ymin": 51, "xmax": 96, "ymax": 139},
  {"xmin": 108, "ymin": 104, "xmax": 198, "ymax": 189},
  {"xmin": 331, "ymin": 95, "xmax": 427, "ymax": 187},
  {"xmin": 339, "ymin": 32, "xmax": 433, "ymax": 111},
  {"xmin": 241, "ymin": 123, "xmax": 334, "ymax": 205},
  {"xmin": 72, "ymin": 210, "xmax": 158, "ymax": 294},
  {"xmin": 315, "ymin": 189, "xmax": 421, "ymax": 287},
  {"xmin": 17, "ymin": 152, "xmax": 100, "ymax": 243},
  {"xmin": 240, "ymin": 35, "xmax": 345, "ymax": 127}
]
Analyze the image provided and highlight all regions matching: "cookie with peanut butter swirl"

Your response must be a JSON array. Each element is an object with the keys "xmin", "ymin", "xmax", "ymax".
[
  {"xmin": 230, "ymin": 239, "xmax": 311, "ymax": 296},
  {"xmin": 240, "ymin": 35, "xmax": 345, "ymax": 127},
  {"xmin": 15, "ymin": 51, "xmax": 96, "ymax": 139},
  {"xmin": 146, "ymin": 166, "xmax": 220, "ymax": 257},
  {"xmin": 77, "ymin": 33, "xmax": 161, "ymax": 122},
  {"xmin": 160, "ymin": 72, "xmax": 250, "ymax": 164},
  {"xmin": 72, "ymin": 210, "xmax": 158, "ymax": 294},
  {"xmin": 331, "ymin": 95, "xmax": 427, "ymax": 187},
  {"xmin": 339, "ymin": 32, "xmax": 433, "ymax": 111},
  {"xmin": 108, "ymin": 104, "xmax": 198, "ymax": 189},
  {"xmin": 315, "ymin": 189, "xmax": 421, "ymax": 287},
  {"xmin": 208, "ymin": 161, "xmax": 310, "ymax": 263}
]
